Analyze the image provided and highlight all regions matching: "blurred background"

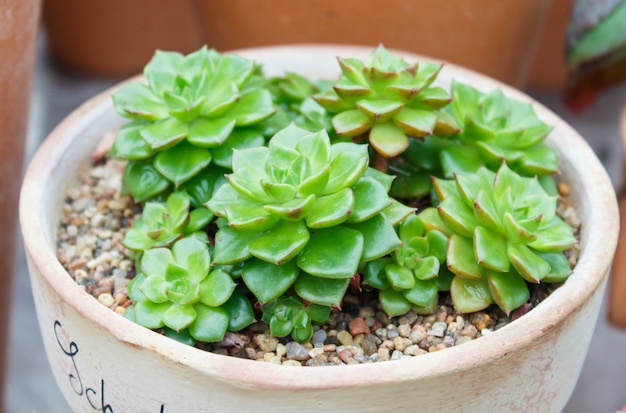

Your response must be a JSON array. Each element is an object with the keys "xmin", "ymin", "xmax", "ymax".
[{"xmin": 2, "ymin": 0, "xmax": 626, "ymax": 411}]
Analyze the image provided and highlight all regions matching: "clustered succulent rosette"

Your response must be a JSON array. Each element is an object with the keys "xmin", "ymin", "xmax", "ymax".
[
  {"xmin": 426, "ymin": 164, "xmax": 576, "ymax": 314},
  {"xmin": 110, "ymin": 47, "xmax": 275, "ymax": 202},
  {"xmin": 207, "ymin": 123, "xmax": 413, "ymax": 311},
  {"xmin": 125, "ymin": 234, "xmax": 254, "ymax": 345},
  {"xmin": 313, "ymin": 45, "xmax": 459, "ymax": 158},
  {"xmin": 105, "ymin": 46, "xmax": 580, "ymax": 346},
  {"xmin": 439, "ymin": 81, "xmax": 557, "ymax": 179},
  {"xmin": 265, "ymin": 72, "xmax": 334, "ymax": 135},
  {"xmin": 363, "ymin": 214, "xmax": 454, "ymax": 316}
]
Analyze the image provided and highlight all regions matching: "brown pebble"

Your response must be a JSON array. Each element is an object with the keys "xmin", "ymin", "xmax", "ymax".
[
  {"xmin": 68, "ymin": 259, "xmax": 88, "ymax": 270},
  {"xmin": 338, "ymin": 350, "xmax": 353, "ymax": 363},
  {"xmin": 470, "ymin": 312, "xmax": 491, "ymax": 331},
  {"xmin": 348, "ymin": 317, "xmax": 370, "ymax": 336}
]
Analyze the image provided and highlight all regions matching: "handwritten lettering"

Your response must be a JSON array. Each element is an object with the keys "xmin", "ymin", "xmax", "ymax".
[{"xmin": 54, "ymin": 320, "xmax": 166, "ymax": 412}]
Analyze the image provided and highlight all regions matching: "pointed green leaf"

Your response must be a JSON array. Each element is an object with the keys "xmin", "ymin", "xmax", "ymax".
[
  {"xmin": 249, "ymin": 220, "xmax": 310, "ymax": 264},
  {"xmin": 187, "ymin": 117, "xmax": 236, "ymax": 148},
  {"xmin": 382, "ymin": 200, "xmax": 416, "ymax": 226},
  {"xmin": 437, "ymin": 196, "xmax": 477, "ymax": 238},
  {"xmin": 393, "ymin": 107, "xmax": 437, "ymax": 137},
  {"xmin": 323, "ymin": 143, "xmax": 369, "ymax": 194},
  {"xmin": 212, "ymin": 225, "xmax": 258, "ymax": 264},
  {"xmin": 356, "ymin": 99, "xmax": 404, "ymax": 122},
  {"xmin": 154, "ymin": 141, "xmax": 211, "ymax": 186},
  {"xmin": 141, "ymin": 248, "xmax": 173, "ymax": 277},
  {"xmin": 113, "ymin": 82, "xmax": 169, "ymax": 121},
  {"xmin": 348, "ymin": 177, "xmax": 391, "ymax": 222},
  {"xmin": 379, "ymin": 289, "xmax": 412, "ymax": 317},
  {"xmin": 188, "ymin": 303, "xmax": 229, "ymax": 342},
  {"xmin": 297, "ymin": 226, "xmax": 363, "ymax": 278},
  {"xmin": 222, "ymin": 293, "xmax": 255, "ymax": 332},
  {"xmin": 332, "ymin": 109, "xmax": 372, "ymax": 137},
  {"xmin": 139, "ymin": 275, "xmax": 169, "ymax": 303},
  {"xmin": 110, "ymin": 122, "xmax": 154, "ymax": 160},
  {"xmin": 198, "ymin": 269, "xmax": 236, "ymax": 307},
  {"xmin": 363, "ymin": 258, "xmax": 393, "ymax": 290},
  {"xmin": 439, "ymin": 146, "xmax": 482, "ymax": 178},
  {"xmin": 369, "ymin": 121, "xmax": 409, "ymax": 158},
  {"xmin": 507, "ymin": 243, "xmax": 551, "ymax": 282},
  {"xmin": 305, "ymin": 188, "xmax": 354, "ymax": 228},
  {"xmin": 447, "ymin": 234, "xmax": 486, "ymax": 279},
  {"xmin": 426, "ymin": 230, "xmax": 448, "ymax": 263},
  {"xmin": 123, "ymin": 160, "xmax": 171, "ymax": 202},
  {"xmin": 413, "ymin": 256, "xmax": 440, "ymax": 280},
  {"xmin": 140, "ymin": 117, "xmax": 188, "ymax": 150},
  {"xmin": 536, "ymin": 251, "xmax": 572, "ymax": 283},
  {"xmin": 264, "ymin": 194, "xmax": 316, "ymax": 221},
  {"xmin": 229, "ymin": 89, "xmax": 275, "ymax": 126},
  {"xmin": 385, "ymin": 263, "xmax": 415, "ymax": 290},
  {"xmin": 133, "ymin": 300, "xmax": 169, "ymax": 329},
  {"xmin": 163, "ymin": 303, "xmax": 197, "ymax": 332},
  {"xmin": 487, "ymin": 271, "xmax": 530, "ymax": 315},
  {"xmin": 528, "ymin": 217, "xmax": 577, "ymax": 251},
  {"xmin": 294, "ymin": 274, "xmax": 350, "ymax": 307},
  {"xmin": 404, "ymin": 279, "xmax": 438, "ymax": 307},
  {"xmin": 348, "ymin": 214, "xmax": 402, "ymax": 261},
  {"xmin": 242, "ymin": 258, "xmax": 300, "ymax": 304},
  {"xmin": 224, "ymin": 203, "xmax": 279, "ymax": 232},
  {"xmin": 450, "ymin": 275, "xmax": 493, "ymax": 313},
  {"xmin": 474, "ymin": 226, "xmax": 510, "ymax": 272}
]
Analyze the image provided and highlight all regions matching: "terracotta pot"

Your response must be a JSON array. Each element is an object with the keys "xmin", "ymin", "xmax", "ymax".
[
  {"xmin": 20, "ymin": 45, "xmax": 618, "ymax": 412},
  {"xmin": 527, "ymin": 0, "xmax": 574, "ymax": 90},
  {"xmin": 608, "ymin": 99, "xmax": 626, "ymax": 327},
  {"xmin": 43, "ymin": 0, "xmax": 204, "ymax": 77},
  {"xmin": 196, "ymin": 0, "xmax": 552, "ymax": 88},
  {"xmin": 0, "ymin": 0, "xmax": 41, "ymax": 406}
]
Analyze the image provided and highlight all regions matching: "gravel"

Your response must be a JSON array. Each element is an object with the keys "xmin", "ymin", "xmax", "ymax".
[{"xmin": 56, "ymin": 156, "xmax": 581, "ymax": 366}]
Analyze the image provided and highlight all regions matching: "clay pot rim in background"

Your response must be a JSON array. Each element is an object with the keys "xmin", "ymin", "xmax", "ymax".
[{"xmin": 20, "ymin": 45, "xmax": 618, "ymax": 391}]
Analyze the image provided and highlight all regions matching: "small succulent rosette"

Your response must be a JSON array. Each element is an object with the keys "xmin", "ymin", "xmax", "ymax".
[
  {"xmin": 313, "ymin": 45, "xmax": 459, "ymax": 158},
  {"xmin": 125, "ymin": 234, "xmax": 255, "ymax": 344},
  {"xmin": 427, "ymin": 164, "xmax": 576, "ymax": 314},
  {"xmin": 110, "ymin": 47, "xmax": 275, "ymax": 202}
]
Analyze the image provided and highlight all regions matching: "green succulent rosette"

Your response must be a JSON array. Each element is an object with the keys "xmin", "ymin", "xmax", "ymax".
[
  {"xmin": 110, "ymin": 46, "xmax": 275, "ymax": 202},
  {"xmin": 439, "ymin": 81, "xmax": 557, "ymax": 179},
  {"xmin": 261, "ymin": 296, "xmax": 331, "ymax": 343},
  {"xmin": 122, "ymin": 191, "xmax": 213, "ymax": 252},
  {"xmin": 363, "ymin": 214, "xmax": 454, "ymax": 316},
  {"xmin": 313, "ymin": 45, "xmax": 459, "ymax": 158},
  {"xmin": 125, "ymin": 234, "xmax": 254, "ymax": 344},
  {"xmin": 207, "ymin": 123, "xmax": 413, "ymax": 308},
  {"xmin": 428, "ymin": 164, "xmax": 576, "ymax": 314}
]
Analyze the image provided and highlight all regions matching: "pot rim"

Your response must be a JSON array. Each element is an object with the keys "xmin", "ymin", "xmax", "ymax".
[{"xmin": 19, "ymin": 44, "xmax": 619, "ymax": 390}]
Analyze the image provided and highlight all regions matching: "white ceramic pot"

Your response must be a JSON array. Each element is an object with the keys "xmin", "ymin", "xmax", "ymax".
[{"xmin": 20, "ymin": 45, "xmax": 618, "ymax": 412}]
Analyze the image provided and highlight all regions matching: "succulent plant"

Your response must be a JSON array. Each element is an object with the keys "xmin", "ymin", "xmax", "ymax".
[
  {"xmin": 427, "ymin": 163, "xmax": 576, "ymax": 314},
  {"xmin": 363, "ymin": 214, "xmax": 454, "ymax": 316},
  {"xmin": 261, "ymin": 296, "xmax": 331, "ymax": 343},
  {"xmin": 207, "ymin": 123, "xmax": 412, "ymax": 307},
  {"xmin": 125, "ymin": 234, "xmax": 254, "ymax": 343},
  {"xmin": 105, "ymin": 45, "xmax": 581, "ymax": 346},
  {"xmin": 122, "ymin": 191, "xmax": 213, "ymax": 252},
  {"xmin": 264, "ymin": 72, "xmax": 334, "ymax": 136},
  {"xmin": 110, "ymin": 46, "xmax": 275, "ymax": 202},
  {"xmin": 313, "ymin": 45, "xmax": 459, "ymax": 158},
  {"xmin": 439, "ymin": 81, "xmax": 557, "ymax": 179}
]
